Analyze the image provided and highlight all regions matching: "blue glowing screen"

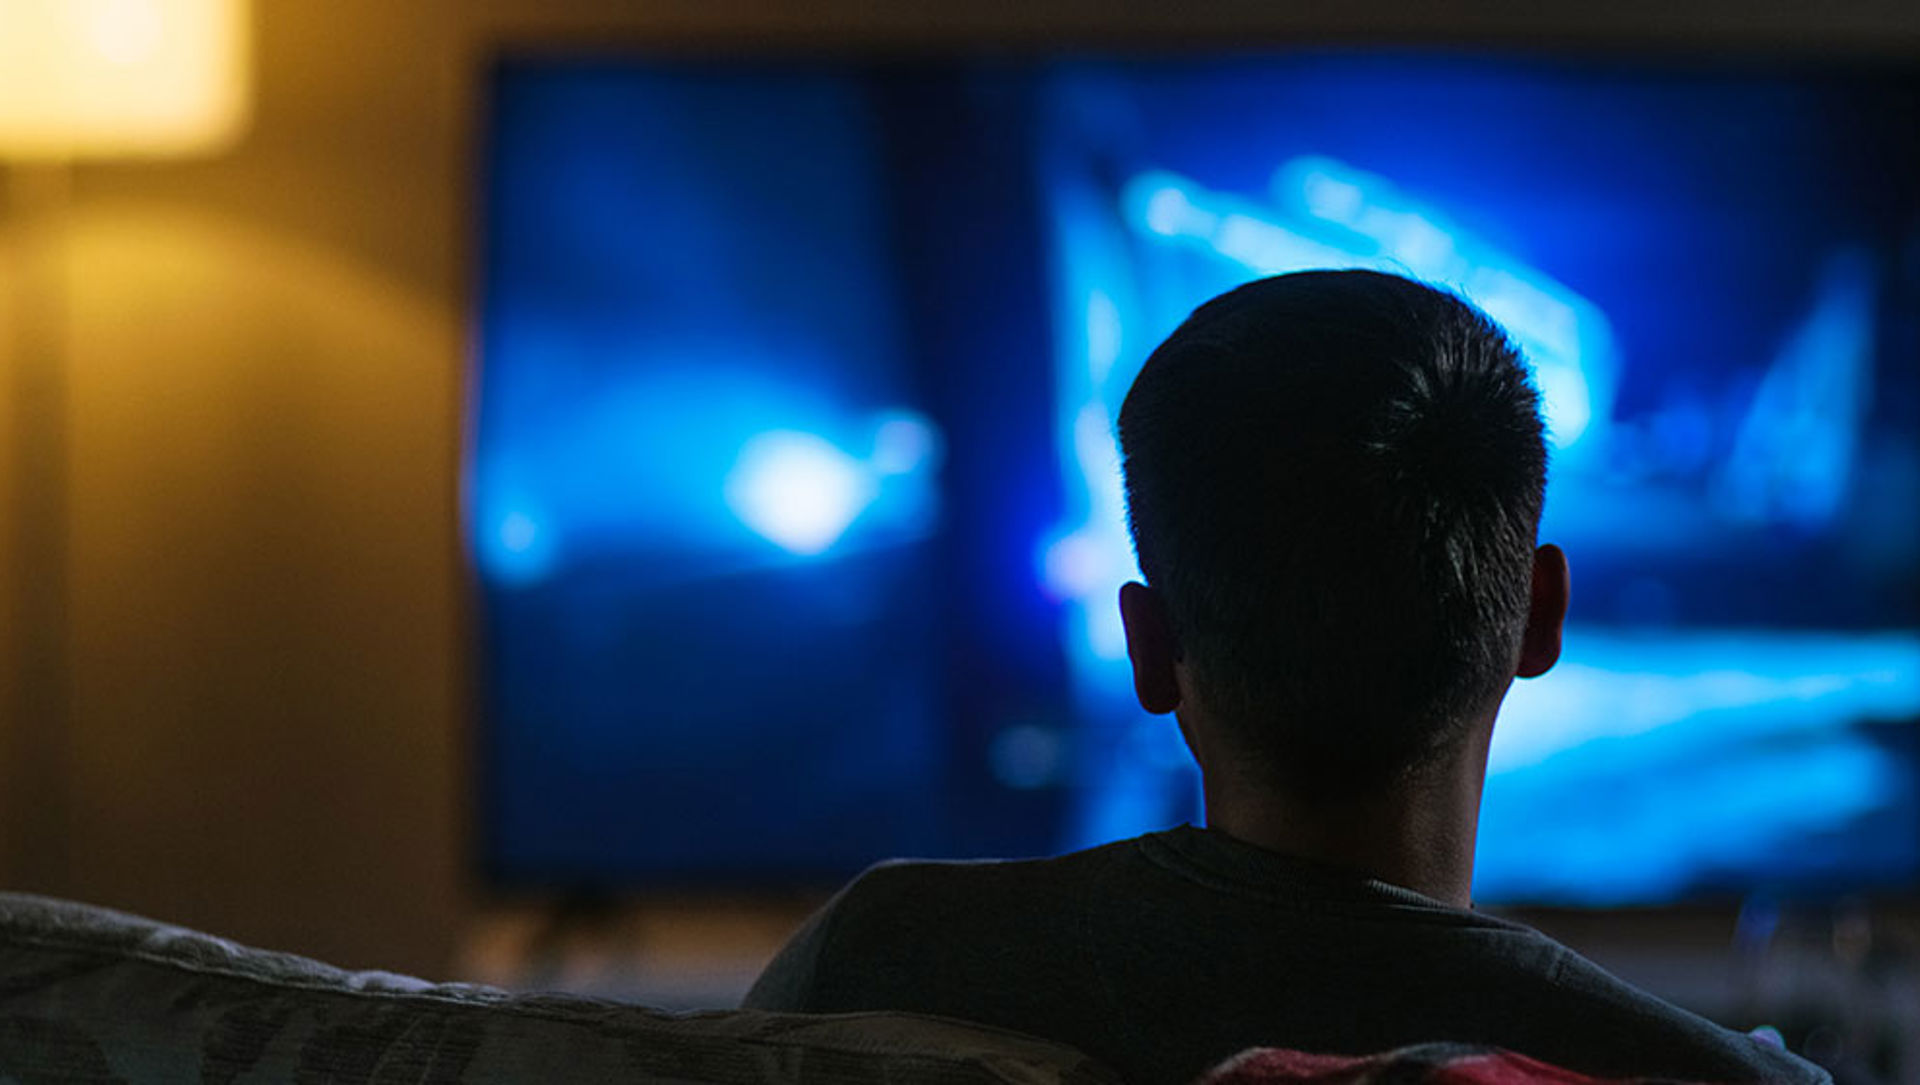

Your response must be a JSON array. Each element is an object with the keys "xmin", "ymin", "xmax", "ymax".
[{"xmin": 477, "ymin": 55, "xmax": 1920, "ymax": 900}]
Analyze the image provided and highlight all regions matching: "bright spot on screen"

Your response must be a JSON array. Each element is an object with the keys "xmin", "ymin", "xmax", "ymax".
[
  {"xmin": 1121, "ymin": 158, "xmax": 1618, "ymax": 457},
  {"xmin": 500, "ymin": 511, "xmax": 539, "ymax": 553},
  {"xmin": 725, "ymin": 430, "xmax": 877, "ymax": 556},
  {"xmin": 1041, "ymin": 532, "xmax": 1108, "ymax": 601},
  {"xmin": 1086, "ymin": 290, "xmax": 1124, "ymax": 384},
  {"xmin": 1490, "ymin": 628, "xmax": 1920, "ymax": 775},
  {"xmin": 1087, "ymin": 604, "xmax": 1129, "ymax": 661},
  {"xmin": 480, "ymin": 505, "xmax": 558, "ymax": 587},
  {"xmin": 1716, "ymin": 247, "xmax": 1875, "ymax": 530},
  {"xmin": 1532, "ymin": 362, "xmax": 1592, "ymax": 447},
  {"xmin": 1299, "ymin": 168, "xmax": 1364, "ymax": 223},
  {"xmin": 1142, "ymin": 182, "xmax": 1194, "ymax": 236},
  {"xmin": 870, "ymin": 412, "xmax": 942, "ymax": 477}
]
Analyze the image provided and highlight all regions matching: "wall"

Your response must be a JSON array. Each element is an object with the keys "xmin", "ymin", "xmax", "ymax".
[
  {"xmin": 1, "ymin": 0, "xmax": 464, "ymax": 975},
  {"xmin": 0, "ymin": 0, "xmax": 1917, "ymax": 982}
]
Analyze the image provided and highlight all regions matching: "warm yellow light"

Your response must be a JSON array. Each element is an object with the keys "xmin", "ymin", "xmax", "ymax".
[{"xmin": 0, "ymin": 0, "xmax": 249, "ymax": 159}]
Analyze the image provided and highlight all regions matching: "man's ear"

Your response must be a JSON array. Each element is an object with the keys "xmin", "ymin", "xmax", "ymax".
[
  {"xmin": 1516, "ymin": 543, "xmax": 1569, "ymax": 679},
  {"xmin": 1119, "ymin": 581, "xmax": 1182, "ymax": 714}
]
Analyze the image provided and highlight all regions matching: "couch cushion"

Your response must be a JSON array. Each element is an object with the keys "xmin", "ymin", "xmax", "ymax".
[{"xmin": 0, "ymin": 892, "xmax": 1119, "ymax": 1084}]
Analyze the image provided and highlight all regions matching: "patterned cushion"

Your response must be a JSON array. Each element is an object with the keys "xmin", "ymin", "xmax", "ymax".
[{"xmin": 0, "ymin": 893, "xmax": 1120, "ymax": 1084}]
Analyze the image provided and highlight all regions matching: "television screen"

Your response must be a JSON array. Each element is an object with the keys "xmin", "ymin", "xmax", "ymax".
[{"xmin": 474, "ymin": 52, "xmax": 1920, "ymax": 902}]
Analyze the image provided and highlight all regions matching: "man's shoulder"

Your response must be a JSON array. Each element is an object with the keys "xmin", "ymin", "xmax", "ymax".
[
  {"xmin": 853, "ymin": 838, "xmax": 1142, "ymax": 893},
  {"xmin": 748, "ymin": 832, "xmax": 1832, "ymax": 1083},
  {"xmin": 822, "ymin": 836, "xmax": 1146, "ymax": 935},
  {"xmin": 742, "ymin": 837, "xmax": 1149, "ymax": 1014},
  {"xmin": 1503, "ymin": 936, "xmax": 1832, "ymax": 1083}
]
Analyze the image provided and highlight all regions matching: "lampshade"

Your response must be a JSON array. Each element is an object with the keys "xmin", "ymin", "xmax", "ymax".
[{"xmin": 0, "ymin": 0, "xmax": 249, "ymax": 159}]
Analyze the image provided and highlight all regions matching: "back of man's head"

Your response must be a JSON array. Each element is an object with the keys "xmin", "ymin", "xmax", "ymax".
[{"xmin": 1117, "ymin": 270, "xmax": 1547, "ymax": 794}]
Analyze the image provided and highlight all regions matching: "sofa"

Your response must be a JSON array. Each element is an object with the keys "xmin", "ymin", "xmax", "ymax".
[
  {"xmin": 0, "ymin": 891, "xmax": 1121, "ymax": 1083},
  {"xmin": 2, "ymin": 892, "xmax": 1796, "ymax": 1085}
]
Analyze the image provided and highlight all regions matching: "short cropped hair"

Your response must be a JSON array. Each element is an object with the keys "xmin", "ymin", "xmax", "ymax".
[{"xmin": 1117, "ymin": 270, "xmax": 1547, "ymax": 791}]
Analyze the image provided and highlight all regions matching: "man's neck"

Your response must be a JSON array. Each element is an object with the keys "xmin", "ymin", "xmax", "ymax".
[{"xmin": 1200, "ymin": 733, "xmax": 1491, "ymax": 908}]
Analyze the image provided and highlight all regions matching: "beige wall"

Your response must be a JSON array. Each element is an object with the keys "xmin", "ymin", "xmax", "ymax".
[
  {"xmin": 2, "ymin": 0, "xmax": 464, "ymax": 974},
  {"xmin": 1, "ymin": 0, "xmax": 1916, "ymax": 981}
]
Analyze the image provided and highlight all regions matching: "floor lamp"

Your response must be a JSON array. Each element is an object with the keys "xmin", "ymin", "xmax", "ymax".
[{"xmin": 0, "ymin": 0, "xmax": 248, "ymax": 889}]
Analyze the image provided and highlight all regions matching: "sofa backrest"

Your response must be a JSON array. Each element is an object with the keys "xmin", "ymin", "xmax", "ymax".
[{"xmin": 0, "ymin": 892, "xmax": 1119, "ymax": 1084}]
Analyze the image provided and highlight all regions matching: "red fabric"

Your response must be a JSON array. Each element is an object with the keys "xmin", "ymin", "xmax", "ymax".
[
  {"xmin": 1205, "ymin": 1048, "xmax": 1375, "ymax": 1082},
  {"xmin": 1200, "ymin": 1044, "xmax": 1714, "ymax": 1085},
  {"xmin": 1433, "ymin": 1051, "xmax": 1647, "ymax": 1084}
]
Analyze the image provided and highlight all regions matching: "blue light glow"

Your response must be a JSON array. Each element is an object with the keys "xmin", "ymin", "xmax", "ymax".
[
  {"xmin": 1492, "ymin": 628, "xmax": 1920, "ymax": 776},
  {"xmin": 1037, "ymin": 61, "xmax": 1920, "ymax": 899},
  {"xmin": 869, "ymin": 412, "xmax": 942, "ymax": 478},
  {"xmin": 477, "ymin": 501, "xmax": 559, "ymax": 587},
  {"xmin": 500, "ymin": 513, "xmax": 540, "ymax": 553},
  {"xmin": 478, "ymin": 64, "xmax": 959, "ymax": 883},
  {"xmin": 1479, "ymin": 731, "xmax": 1905, "ymax": 903},
  {"xmin": 725, "ymin": 431, "xmax": 877, "ymax": 556},
  {"xmin": 1716, "ymin": 248, "xmax": 1877, "ymax": 530},
  {"xmin": 1119, "ymin": 160, "xmax": 1618, "ymax": 453}
]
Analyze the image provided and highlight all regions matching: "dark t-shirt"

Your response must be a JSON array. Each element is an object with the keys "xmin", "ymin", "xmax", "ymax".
[{"xmin": 744, "ymin": 826, "xmax": 1828, "ymax": 1085}]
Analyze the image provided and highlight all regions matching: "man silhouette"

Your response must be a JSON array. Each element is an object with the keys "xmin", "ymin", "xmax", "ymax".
[{"xmin": 745, "ymin": 271, "xmax": 1828, "ymax": 1085}]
